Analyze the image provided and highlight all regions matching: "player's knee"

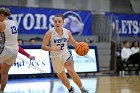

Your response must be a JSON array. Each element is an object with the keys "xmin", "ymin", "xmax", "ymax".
[
  {"xmin": 1, "ymin": 70, "xmax": 8, "ymax": 75},
  {"xmin": 67, "ymin": 68, "xmax": 75, "ymax": 76},
  {"xmin": 57, "ymin": 71, "xmax": 66, "ymax": 79},
  {"xmin": 62, "ymin": 78, "xmax": 69, "ymax": 83},
  {"xmin": 58, "ymin": 73, "xmax": 69, "ymax": 82},
  {"xmin": 1, "ymin": 71, "xmax": 8, "ymax": 76}
]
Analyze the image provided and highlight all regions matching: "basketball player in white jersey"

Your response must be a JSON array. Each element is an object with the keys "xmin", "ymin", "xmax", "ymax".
[
  {"xmin": 42, "ymin": 14, "xmax": 89, "ymax": 93},
  {"xmin": 0, "ymin": 8, "xmax": 18, "ymax": 91}
]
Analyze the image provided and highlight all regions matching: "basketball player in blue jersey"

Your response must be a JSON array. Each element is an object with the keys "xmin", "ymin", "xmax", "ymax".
[
  {"xmin": 42, "ymin": 14, "xmax": 89, "ymax": 93},
  {"xmin": 0, "ymin": 8, "xmax": 18, "ymax": 91}
]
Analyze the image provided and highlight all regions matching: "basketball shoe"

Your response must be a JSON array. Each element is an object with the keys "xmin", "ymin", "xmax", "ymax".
[{"xmin": 81, "ymin": 88, "xmax": 89, "ymax": 93}]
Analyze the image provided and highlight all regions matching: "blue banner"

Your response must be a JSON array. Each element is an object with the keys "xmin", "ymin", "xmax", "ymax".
[
  {"xmin": 106, "ymin": 13, "xmax": 140, "ymax": 36},
  {"xmin": 3, "ymin": 6, "xmax": 92, "ymax": 35}
]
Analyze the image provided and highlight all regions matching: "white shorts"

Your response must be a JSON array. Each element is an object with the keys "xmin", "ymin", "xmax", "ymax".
[
  {"xmin": 51, "ymin": 50, "xmax": 73, "ymax": 74},
  {"xmin": 0, "ymin": 46, "xmax": 18, "ymax": 65}
]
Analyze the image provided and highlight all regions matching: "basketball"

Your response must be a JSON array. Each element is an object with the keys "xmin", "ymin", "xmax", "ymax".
[{"xmin": 75, "ymin": 42, "xmax": 89, "ymax": 56}]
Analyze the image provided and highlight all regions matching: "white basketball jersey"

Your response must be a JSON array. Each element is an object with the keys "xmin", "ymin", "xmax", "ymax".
[
  {"xmin": 3, "ymin": 20, "xmax": 18, "ymax": 47},
  {"xmin": 50, "ymin": 28, "xmax": 69, "ymax": 56},
  {"xmin": 0, "ymin": 20, "xmax": 18, "ymax": 64}
]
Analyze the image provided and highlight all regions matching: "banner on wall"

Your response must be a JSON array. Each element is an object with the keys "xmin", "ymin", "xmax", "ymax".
[
  {"xmin": 8, "ymin": 46, "xmax": 99, "ymax": 74},
  {"xmin": 106, "ymin": 13, "xmax": 140, "ymax": 36},
  {"xmin": 70, "ymin": 49, "xmax": 98, "ymax": 72},
  {"xmin": 3, "ymin": 6, "xmax": 92, "ymax": 35},
  {"xmin": 9, "ymin": 49, "xmax": 51, "ymax": 74}
]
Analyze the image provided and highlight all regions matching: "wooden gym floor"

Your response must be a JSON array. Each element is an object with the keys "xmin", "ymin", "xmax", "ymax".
[{"xmin": 2, "ymin": 75, "xmax": 140, "ymax": 93}]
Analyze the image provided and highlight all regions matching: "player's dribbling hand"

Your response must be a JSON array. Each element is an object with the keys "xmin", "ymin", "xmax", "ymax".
[
  {"xmin": 52, "ymin": 46, "xmax": 61, "ymax": 51},
  {"xmin": 75, "ymin": 42, "xmax": 80, "ymax": 47}
]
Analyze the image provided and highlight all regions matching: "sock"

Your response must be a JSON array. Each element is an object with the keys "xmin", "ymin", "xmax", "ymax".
[
  {"xmin": 68, "ymin": 86, "xmax": 73, "ymax": 92},
  {"xmin": 80, "ymin": 86, "xmax": 85, "ymax": 90}
]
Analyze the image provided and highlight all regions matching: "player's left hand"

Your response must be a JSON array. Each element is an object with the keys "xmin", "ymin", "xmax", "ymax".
[
  {"xmin": 29, "ymin": 56, "xmax": 35, "ymax": 60},
  {"xmin": 75, "ymin": 42, "xmax": 80, "ymax": 47}
]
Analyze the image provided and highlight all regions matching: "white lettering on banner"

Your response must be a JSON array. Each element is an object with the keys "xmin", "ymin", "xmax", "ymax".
[
  {"xmin": 115, "ymin": 20, "xmax": 120, "ymax": 33},
  {"xmin": 23, "ymin": 13, "xmax": 34, "ymax": 30},
  {"xmin": 127, "ymin": 20, "xmax": 133, "ymax": 34},
  {"xmin": 133, "ymin": 20, "xmax": 139, "ymax": 34},
  {"xmin": 10, "ymin": 14, "xmax": 24, "ymax": 28},
  {"xmin": 34, "ymin": 14, "xmax": 48, "ymax": 30},
  {"xmin": 10, "ymin": 13, "xmax": 49, "ymax": 31},
  {"xmin": 49, "ymin": 15, "xmax": 55, "ymax": 28},
  {"xmin": 115, "ymin": 20, "xmax": 140, "ymax": 35},
  {"xmin": 121, "ymin": 20, "xmax": 127, "ymax": 34}
]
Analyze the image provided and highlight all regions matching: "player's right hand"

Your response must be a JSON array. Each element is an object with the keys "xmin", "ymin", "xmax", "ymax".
[{"xmin": 52, "ymin": 46, "xmax": 61, "ymax": 51}]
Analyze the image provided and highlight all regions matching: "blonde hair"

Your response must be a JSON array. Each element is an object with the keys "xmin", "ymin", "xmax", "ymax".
[{"xmin": 0, "ymin": 8, "xmax": 11, "ymax": 17}]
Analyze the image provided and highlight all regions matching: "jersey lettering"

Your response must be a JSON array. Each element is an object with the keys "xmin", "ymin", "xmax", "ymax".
[
  {"xmin": 54, "ymin": 38, "xmax": 67, "ymax": 43},
  {"xmin": 11, "ymin": 26, "xmax": 17, "ymax": 34}
]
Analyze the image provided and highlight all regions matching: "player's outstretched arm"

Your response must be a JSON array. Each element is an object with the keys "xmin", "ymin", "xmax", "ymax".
[
  {"xmin": 68, "ymin": 30, "xmax": 79, "ymax": 47},
  {"xmin": 18, "ymin": 46, "xmax": 35, "ymax": 60},
  {"xmin": 41, "ymin": 30, "xmax": 60, "ymax": 51}
]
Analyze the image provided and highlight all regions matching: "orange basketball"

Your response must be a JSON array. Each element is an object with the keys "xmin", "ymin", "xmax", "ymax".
[{"xmin": 75, "ymin": 42, "xmax": 89, "ymax": 56}]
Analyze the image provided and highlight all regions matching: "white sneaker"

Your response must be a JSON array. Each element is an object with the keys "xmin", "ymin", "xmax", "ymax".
[
  {"xmin": 69, "ymin": 91, "xmax": 74, "ymax": 93},
  {"xmin": 81, "ymin": 88, "xmax": 89, "ymax": 93}
]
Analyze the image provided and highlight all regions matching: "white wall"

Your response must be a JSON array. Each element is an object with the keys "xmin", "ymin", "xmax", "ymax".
[
  {"xmin": 110, "ymin": 0, "xmax": 133, "ymax": 13},
  {"xmin": 130, "ymin": 0, "xmax": 140, "ymax": 13},
  {"xmin": 0, "ymin": 0, "xmax": 19, "ymax": 6},
  {"xmin": 88, "ymin": 0, "xmax": 110, "ymax": 14},
  {"xmin": 52, "ymin": 0, "xmax": 65, "ymax": 9},
  {"xmin": 26, "ymin": 0, "xmax": 38, "ymax": 7},
  {"xmin": 54, "ymin": 0, "xmax": 110, "ymax": 12},
  {"xmin": 0, "ymin": 0, "xmax": 110, "ymax": 13},
  {"xmin": 38, "ymin": 0, "xmax": 110, "ymax": 13},
  {"xmin": 88, "ymin": 0, "xmax": 110, "ymax": 12},
  {"xmin": 2, "ymin": 0, "xmax": 140, "ymax": 13}
]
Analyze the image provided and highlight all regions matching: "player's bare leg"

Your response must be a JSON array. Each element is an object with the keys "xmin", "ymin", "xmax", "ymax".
[
  {"xmin": 0, "ymin": 63, "xmax": 1, "ymax": 83},
  {"xmin": 64, "ymin": 60, "xmax": 82, "ymax": 87},
  {"xmin": 65, "ymin": 60, "xmax": 89, "ymax": 93},
  {"xmin": 57, "ymin": 71, "xmax": 71, "ymax": 89},
  {"xmin": 0, "ymin": 63, "xmax": 2, "ymax": 73},
  {"xmin": 0, "ymin": 63, "xmax": 11, "ymax": 91}
]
